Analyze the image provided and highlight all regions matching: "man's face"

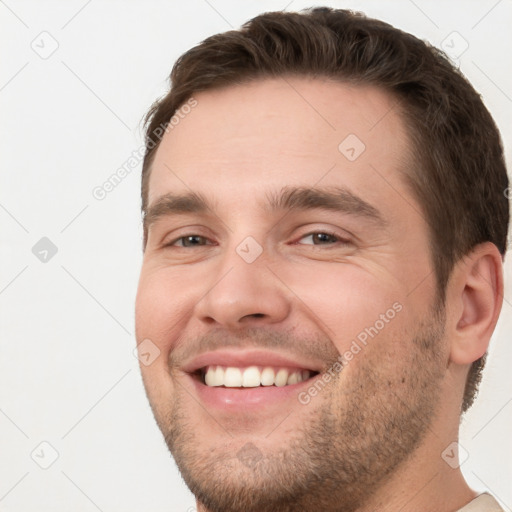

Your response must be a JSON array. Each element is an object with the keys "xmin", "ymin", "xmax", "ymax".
[{"xmin": 135, "ymin": 77, "xmax": 449, "ymax": 512}]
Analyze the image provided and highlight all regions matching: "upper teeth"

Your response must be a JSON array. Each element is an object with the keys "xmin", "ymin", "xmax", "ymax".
[{"xmin": 203, "ymin": 366, "xmax": 311, "ymax": 387}]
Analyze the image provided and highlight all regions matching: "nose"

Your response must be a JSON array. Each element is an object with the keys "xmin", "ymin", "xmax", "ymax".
[{"xmin": 193, "ymin": 244, "xmax": 291, "ymax": 329}]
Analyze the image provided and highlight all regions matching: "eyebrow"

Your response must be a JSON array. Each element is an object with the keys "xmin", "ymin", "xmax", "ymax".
[{"xmin": 143, "ymin": 186, "xmax": 385, "ymax": 232}]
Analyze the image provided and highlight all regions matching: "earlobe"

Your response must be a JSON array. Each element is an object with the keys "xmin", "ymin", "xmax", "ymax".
[{"xmin": 449, "ymin": 243, "xmax": 504, "ymax": 366}]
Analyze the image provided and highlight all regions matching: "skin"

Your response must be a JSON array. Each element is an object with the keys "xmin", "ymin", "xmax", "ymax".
[{"xmin": 135, "ymin": 77, "xmax": 503, "ymax": 512}]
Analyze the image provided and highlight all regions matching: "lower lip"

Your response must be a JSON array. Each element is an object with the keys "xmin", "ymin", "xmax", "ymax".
[{"xmin": 187, "ymin": 374, "xmax": 315, "ymax": 410}]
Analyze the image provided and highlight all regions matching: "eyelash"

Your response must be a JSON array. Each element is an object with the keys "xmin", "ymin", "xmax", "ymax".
[
  {"xmin": 296, "ymin": 231, "xmax": 350, "ymax": 246},
  {"xmin": 164, "ymin": 230, "xmax": 350, "ymax": 248}
]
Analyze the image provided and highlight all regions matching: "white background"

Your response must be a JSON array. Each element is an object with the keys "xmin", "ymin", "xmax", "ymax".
[{"xmin": 1, "ymin": 1, "xmax": 511, "ymax": 510}]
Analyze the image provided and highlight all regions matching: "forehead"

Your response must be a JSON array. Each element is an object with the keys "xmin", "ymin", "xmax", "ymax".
[{"xmin": 147, "ymin": 76, "xmax": 412, "ymax": 213}]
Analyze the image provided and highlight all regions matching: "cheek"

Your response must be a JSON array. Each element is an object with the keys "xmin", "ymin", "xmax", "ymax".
[
  {"xmin": 279, "ymin": 261, "xmax": 408, "ymax": 351},
  {"xmin": 135, "ymin": 269, "xmax": 187, "ymax": 408},
  {"xmin": 135, "ymin": 266, "xmax": 198, "ymax": 358}
]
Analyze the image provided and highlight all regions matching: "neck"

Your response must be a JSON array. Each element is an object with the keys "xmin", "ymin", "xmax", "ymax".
[
  {"xmin": 357, "ymin": 437, "xmax": 476, "ymax": 512},
  {"xmin": 349, "ymin": 379, "xmax": 476, "ymax": 512}
]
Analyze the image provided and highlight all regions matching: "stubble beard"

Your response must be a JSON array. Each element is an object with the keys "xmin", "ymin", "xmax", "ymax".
[{"xmin": 152, "ymin": 311, "xmax": 446, "ymax": 512}]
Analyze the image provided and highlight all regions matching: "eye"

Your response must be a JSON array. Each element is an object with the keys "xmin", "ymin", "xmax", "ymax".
[
  {"xmin": 163, "ymin": 231, "xmax": 349, "ymax": 248},
  {"xmin": 166, "ymin": 234, "xmax": 213, "ymax": 248},
  {"xmin": 296, "ymin": 231, "xmax": 349, "ymax": 246}
]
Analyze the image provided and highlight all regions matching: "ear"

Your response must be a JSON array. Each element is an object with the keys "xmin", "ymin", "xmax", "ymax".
[{"xmin": 446, "ymin": 242, "xmax": 504, "ymax": 365}]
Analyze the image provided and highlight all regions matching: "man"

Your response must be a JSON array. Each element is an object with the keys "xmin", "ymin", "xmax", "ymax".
[{"xmin": 134, "ymin": 7, "xmax": 508, "ymax": 512}]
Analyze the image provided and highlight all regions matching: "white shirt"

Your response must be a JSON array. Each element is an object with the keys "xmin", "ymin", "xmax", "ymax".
[{"xmin": 457, "ymin": 493, "xmax": 504, "ymax": 511}]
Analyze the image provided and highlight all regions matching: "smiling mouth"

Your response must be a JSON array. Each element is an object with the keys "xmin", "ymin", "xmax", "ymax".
[{"xmin": 193, "ymin": 365, "xmax": 320, "ymax": 388}]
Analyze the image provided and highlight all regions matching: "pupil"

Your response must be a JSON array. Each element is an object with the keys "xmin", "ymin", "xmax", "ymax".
[
  {"xmin": 315, "ymin": 233, "xmax": 332, "ymax": 244},
  {"xmin": 185, "ymin": 236, "xmax": 202, "ymax": 246}
]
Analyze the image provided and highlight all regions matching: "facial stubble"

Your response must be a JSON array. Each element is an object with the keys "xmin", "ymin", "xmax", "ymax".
[{"xmin": 149, "ymin": 313, "xmax": 446, "ymax": 512}]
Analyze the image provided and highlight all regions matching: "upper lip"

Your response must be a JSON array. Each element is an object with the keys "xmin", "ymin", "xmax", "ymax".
[{"xmin": 181, "ymin": 349, "xmax": 324, "ymax": 374}]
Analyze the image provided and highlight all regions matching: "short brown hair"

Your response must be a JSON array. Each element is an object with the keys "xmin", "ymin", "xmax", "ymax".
[{"xmin": 140, "ymin": 7, "xmax": 509, "ymax": 412}]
